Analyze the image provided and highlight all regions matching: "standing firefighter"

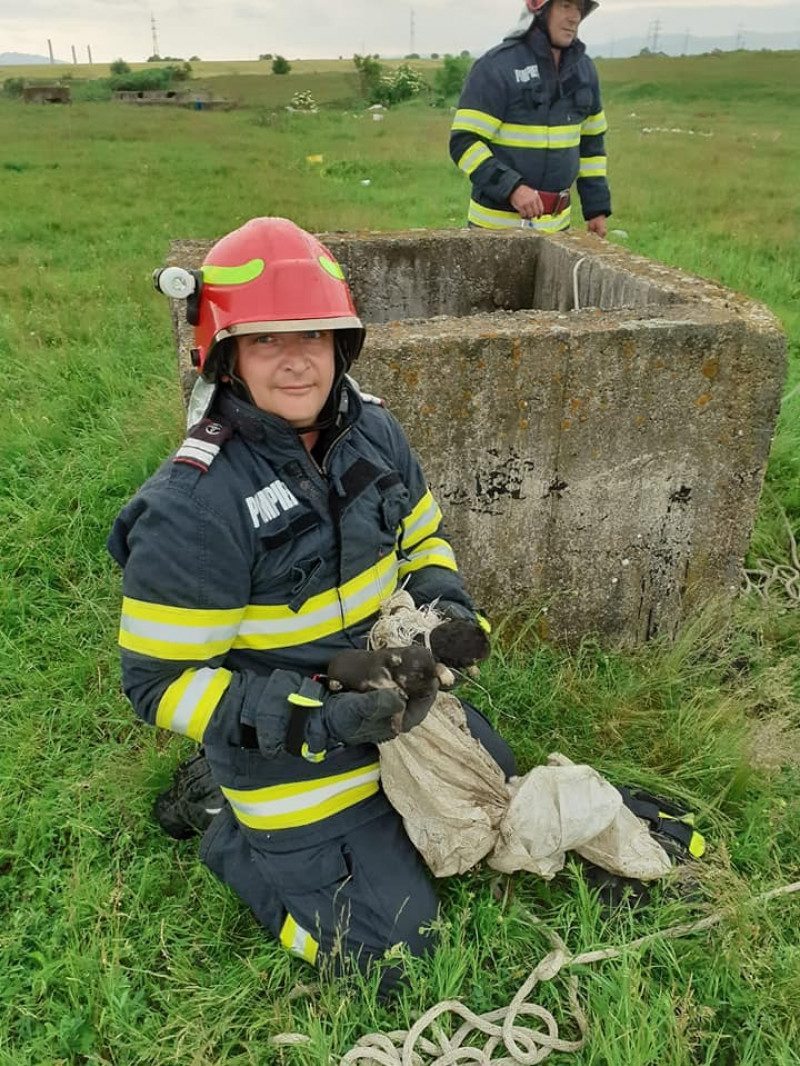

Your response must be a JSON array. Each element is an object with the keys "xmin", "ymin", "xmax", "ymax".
[
  {"xmin": 107, "ymin": 217, "xmax": 515, "ymax": 994},
  {"xmin": 450, "ymin": 0, "xmax": 611, "ymax": 236}
]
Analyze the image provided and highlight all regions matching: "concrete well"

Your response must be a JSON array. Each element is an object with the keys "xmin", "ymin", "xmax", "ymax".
[{"xmin": 166, "ymin": 229, "xmax": 786, "ymax": 644}]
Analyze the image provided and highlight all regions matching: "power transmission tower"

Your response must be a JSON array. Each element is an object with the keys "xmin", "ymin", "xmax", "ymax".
[
  {"xmin": 736, "ymin": 23, "xmax": 745, "ymax": 49},
  {"xmin": 651, "ymin": 18, "xmax": 661, "ymax": 52},
  {"xmin": 410, "ymin": 7, "xmax": 416, "ymax": 55},
  {"xmin": 151, "ymin": 12, "xmax": 161, "ymax": 58},
  {"xmin": 683, "ymin": 29, "xmax": 690, "ymax": 55}
]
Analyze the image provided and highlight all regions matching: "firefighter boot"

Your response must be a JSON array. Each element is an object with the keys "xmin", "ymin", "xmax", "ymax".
[{"xmin": 152, "ymin": 752, "xmax": 225, "ymax": 839}]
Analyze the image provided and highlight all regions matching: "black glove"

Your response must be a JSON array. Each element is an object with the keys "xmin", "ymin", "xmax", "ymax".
[
  {"xmin": 429, "ymin": 619, "xmax": 490, "ymax": 669},
  {"xmin": 322, "ymin": 687, "xmax": 407, "ymax": 746}
]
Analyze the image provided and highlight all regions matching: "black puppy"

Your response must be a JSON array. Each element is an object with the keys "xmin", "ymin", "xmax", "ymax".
[{"xmin": 326, "ymin": 646, "xmax": 451, "ymax": 734}]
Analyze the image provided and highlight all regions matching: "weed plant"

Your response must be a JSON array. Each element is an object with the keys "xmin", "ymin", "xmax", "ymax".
[{"xmin": 0, "ymin": 51, "xmax": 798, "ymax": 1065}]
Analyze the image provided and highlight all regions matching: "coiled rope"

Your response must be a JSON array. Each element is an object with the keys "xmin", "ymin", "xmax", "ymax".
[{"xmin": 271, "ymin": 880, "xmax": 800, "ymax": 1065}]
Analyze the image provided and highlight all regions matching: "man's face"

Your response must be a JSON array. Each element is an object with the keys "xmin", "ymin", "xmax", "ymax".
[
  {"xmin": 546, "ymin": 0, "xmax": 583, "ymax": 48},
  {"xmin": 234, "ymin": 329, "xmax": 336, "ymax": 427}
]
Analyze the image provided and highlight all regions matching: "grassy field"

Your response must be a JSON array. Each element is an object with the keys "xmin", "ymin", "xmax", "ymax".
[{"xmin": 1, "ymin": 50, "xmax": 799, "ymax": 1065}]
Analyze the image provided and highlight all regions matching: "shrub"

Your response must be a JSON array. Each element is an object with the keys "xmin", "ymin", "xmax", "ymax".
[
  {"xmin": 372, "ymin": 63, "xmax": 425, "ymax": 107},
  {"xmin": 353, "ymin": 53, "xmax": 383, "ymax": 99},
  {"xmin": 3, "ymin": 77, "xmax": 25, "ymax": 98},
  {"xmin": 272, "ymin": 55, "xmax": 291, "ymax": 74},
  {"xmin": 259, "ymin": 53, "xmax": 274, "ymax": 61},
  {"xmin": 434, "ymin": 54, "xmax": 472, "ymax": 99},
  {"xmin": 109, "ymin": 58, "xmax": 131, "ymax": 75}
]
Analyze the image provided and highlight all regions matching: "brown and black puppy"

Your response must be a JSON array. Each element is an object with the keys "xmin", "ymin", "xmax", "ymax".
[{"xmin": 326, "ymin": 646, "xmax": 451, "ymax": 735}]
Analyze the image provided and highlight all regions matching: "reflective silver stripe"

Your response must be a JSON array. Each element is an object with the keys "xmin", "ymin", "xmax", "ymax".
[
  {"xmin": 121, "ymin": 613, "xmax": 241, "ymax": 648},
  {"xmin": 493, "ymin": 126, "xmax": 581, "ymax": 149},
  {"xmin": 223, "ymin": 765, "xmax": 381, "ymax": 829},
  {"xmin": 401, "ymin": 541, "xmax": 457, "ymax": 570},
  {"xmin": 582, "ymin": 112, "xmax": 608, "ymax": 135},
  {"xmin": 452, "ymin": 109, "xmax": 501, "ymax": 137},
  {"xmin": 237, "ymin": 599, "xmax": 341, "ymax": 639},
  {"xmin": 458, "ymin": 141, "xmax": 493, "ymax": 176},
  {"xmin": 467, "ymin": 200, "xmax": 571, "ymax": 233},
  {"xmin": 168, "ymin": 667, "xmax": 223, "ymax": 735},
  {"xmin": 402, "ymin": 493, "xmax": 442, "ymax": 549},
  {"xmin": 175, "ymin": 442, "xmax": 220, "ymax": 464},
  {"xmin": 579, "ymin": 156, "xmax": 607, "ymax": 177}
]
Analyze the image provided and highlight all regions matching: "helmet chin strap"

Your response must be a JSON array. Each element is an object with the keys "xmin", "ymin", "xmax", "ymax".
[{"xmin": 217, "ymin": 336, "xmax": 352, "ymax": 437}]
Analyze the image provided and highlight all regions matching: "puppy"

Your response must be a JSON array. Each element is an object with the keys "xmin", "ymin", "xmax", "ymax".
[{"xmin": 326, "ymin": 646, "xmax": 453, "ymax": 734}]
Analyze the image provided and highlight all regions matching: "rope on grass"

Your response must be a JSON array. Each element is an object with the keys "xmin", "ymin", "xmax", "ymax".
[
  {"xmin": 270, "ymin": 880, "xmax": 800, "ymax": 1065},
  {"xmin": 742, "ymin": 510, "xmax": 800, "ymax": 606}
]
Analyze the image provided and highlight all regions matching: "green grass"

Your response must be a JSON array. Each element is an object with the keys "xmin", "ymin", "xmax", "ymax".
[{"xmin": 1, "ymin": 50, "xmax": 799, "ymax": 1065}]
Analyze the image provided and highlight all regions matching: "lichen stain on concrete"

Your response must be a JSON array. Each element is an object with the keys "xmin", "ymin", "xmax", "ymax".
[
  {"xmin": 561, "ymin": 419, "xmax": 572, "ymax": 430},
  {"xmin": 635, "ymin": 415, "xmax": 647, "ymax": 427},
  {"xmin": 701, "ymin": 356, "xmax": 720, "ymax": 381},
  {"xmin": 696, "ymin": 392, "xmax": 713, "ymax": 408}
]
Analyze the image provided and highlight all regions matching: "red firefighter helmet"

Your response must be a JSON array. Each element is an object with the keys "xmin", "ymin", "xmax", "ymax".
[
  {"xmin": 525, "ymin": 0, "xmax": 599, "ymax": 17},
  {"xmin": 191, "ymin": 217, "xmax": 365, "ymax": 380}
]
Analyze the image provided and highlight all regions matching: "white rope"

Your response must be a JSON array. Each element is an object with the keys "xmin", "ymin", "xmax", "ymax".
[
  {"xmin": 270, "ymin": 880, "xmax": 800, "ymax": 1065},
  {"xmin": 572, "ymin": 257, "xmax": 588, "ymax": 312},
  {"xmin": 742, "ymin": 509, "xmax": 800, "ymax": 605}
]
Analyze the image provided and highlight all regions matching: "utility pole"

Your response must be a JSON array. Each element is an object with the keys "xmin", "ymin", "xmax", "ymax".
[
  {"xmin": 151, "ymin": 12, "xmax": 161, "ymax": 58},
  {"xmin": 71, "ymin": 44, "xmax": 77, "ymax": 64},
  {"xmin": 736, "ymin": 23, "xmax": 745, "ymax": 50},
  {"xmin": 683, "ymin": 29, "xmax": 690, "ymax": 55},
  {"xmin": 410, "ymin": 7, "xmax": 416, "ymax": 55},
  {"xmin": 651, "ymin": 18, "xmax": 661, "ymax": 52},
  {"xmin": 47, "ymin": 38, "xmax": 54, "ymax": 64},
  {"xmin": 87, "ymin": 45, "xmax": 93, "ymax": 64}
]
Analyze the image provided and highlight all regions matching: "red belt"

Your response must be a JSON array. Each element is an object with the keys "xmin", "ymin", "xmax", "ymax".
[{"xmin": 539, "ymin": 190, "xmax": 571, "ymax": 215}]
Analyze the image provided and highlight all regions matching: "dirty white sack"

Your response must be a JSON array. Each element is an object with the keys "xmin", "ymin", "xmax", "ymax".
[{"xmin": 373, "ymin": 593, "xmax": 671, "ymax": 882}]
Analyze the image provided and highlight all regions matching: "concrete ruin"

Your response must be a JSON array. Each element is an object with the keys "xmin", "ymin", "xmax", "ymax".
[
  {"xmin": 22, "ymin": 85, "xmax": 71, "ymax": 104},
  {"xmin": 166, "ymin": 229, "xmax": 786, "ymax": 644}
]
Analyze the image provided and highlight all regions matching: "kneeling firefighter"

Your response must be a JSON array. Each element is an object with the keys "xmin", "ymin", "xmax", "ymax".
[{"xmin": 108, "ymin": 217, "xmax": 515, "ymax": 992}]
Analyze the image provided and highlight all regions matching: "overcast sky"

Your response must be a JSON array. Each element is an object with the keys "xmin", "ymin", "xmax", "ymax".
[{"xmin": 2, "ymin": 0, "xmax": 798, "ymax": 63}]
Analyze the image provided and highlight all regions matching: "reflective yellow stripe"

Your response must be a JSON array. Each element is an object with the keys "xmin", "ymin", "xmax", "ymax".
[
  {"xmin": 222, "ymin": 763, "xmax": 381, "ymax": 830},
  {"xmin": 119, "ymin": 597, "xmax": 244, "ymax": 661},
  {"xmin": 202, "ymin": 258, "xmax": 265, "ymax": 286},
  {"xmin": 582, "ymin": 110, "xmax": 608, "ymax": 135},
  {"xmin": 578, "ymin": 155, "xmax": 607, "ymax": 178},
  {"xmin": 457, "ymin": 141, "xmax": 493, "ymax": 176},
  {"xmin": 288, "ymin": 694, "xmax": 324, "ymax": 708},
  {"xmin": 401, "ymin": 489, "xmax": 442, "ymax": 551},
  {"xmin": 301, "ymin": 743, "xmax": 326, "ymax": 764},
  {"xmin": 156, "ymin": 666, "xmax": 233, "ymax": 740},
  {"xmin": 476, "ymin": 612, "xmax": 491, "ymax": 634},
  {"xmin": 235, "ymin": 554, "xmax": 399, "ymax": 651},
  {"xmin": 398, "ymin": 537, "xmax": 458, "ymax": 577},
  {"xmin": 452, "ymin": 108, "xmax": 502, "ymax": 138},
  {"xmin": 493, "ymin": 122, "xmax": 581, "ymax": 149},
  {"xmin": 467, "ymin": 199, "xmax": 571, "ymax": 233},
  {"xmin": 280, "ymin": 913, "xmax": 319, "ymax": 965}
]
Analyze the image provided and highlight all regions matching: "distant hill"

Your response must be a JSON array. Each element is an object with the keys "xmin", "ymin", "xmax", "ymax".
[
  {"xmin": 0, "ymin": 52, "xmax": 66, "ymax": 66},
  {"xmin": 584, "ymin": 31, "xmax": 797, "ymax": 59}
]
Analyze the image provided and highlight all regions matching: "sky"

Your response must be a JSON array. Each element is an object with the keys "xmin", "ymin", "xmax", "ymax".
[{"xmin": 1, "ymin": 0, "xmax": 798, "ymax": 64}]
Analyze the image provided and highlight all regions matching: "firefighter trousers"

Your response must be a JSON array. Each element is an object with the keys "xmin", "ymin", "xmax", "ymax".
[{"xmin": 199, "ymin": 702, "xmax": 515, "ymax": 993}]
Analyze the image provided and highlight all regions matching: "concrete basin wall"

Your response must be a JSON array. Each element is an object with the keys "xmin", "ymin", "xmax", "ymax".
[{"xmin": 167, "ymin": 229, "xmax": 785, "ymax": 644}]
